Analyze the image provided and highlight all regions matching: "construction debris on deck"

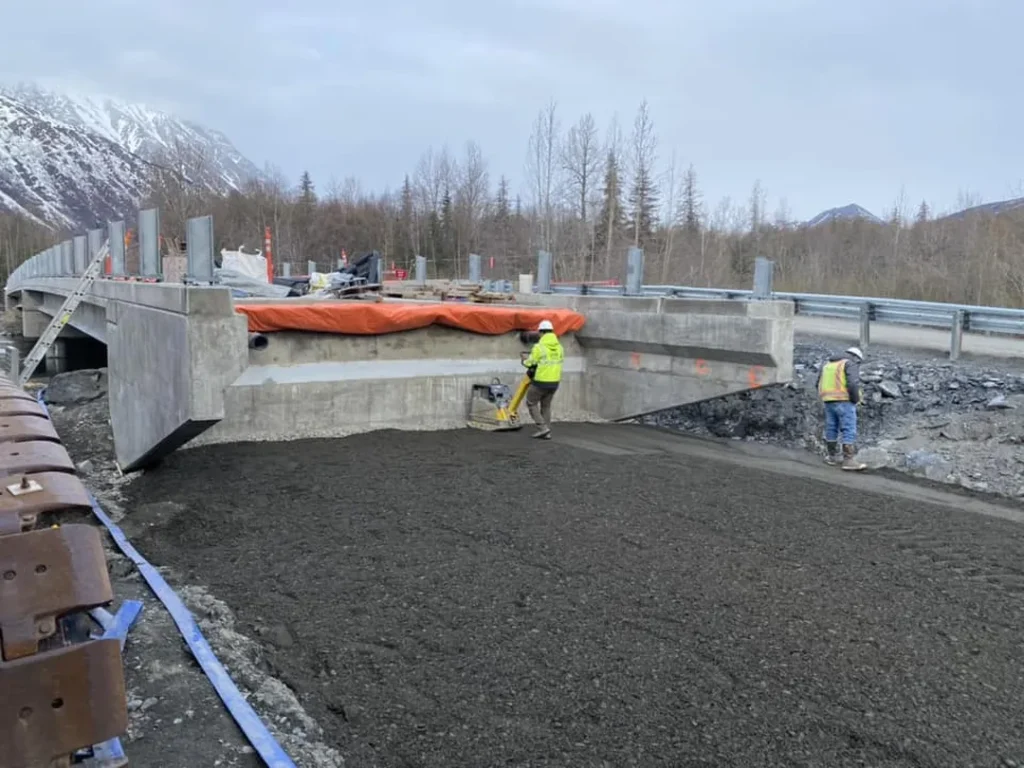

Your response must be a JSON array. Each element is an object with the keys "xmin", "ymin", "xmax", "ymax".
[{"xmin": 382, "ymin": 281, "xmax": 516, "ymax": 303}]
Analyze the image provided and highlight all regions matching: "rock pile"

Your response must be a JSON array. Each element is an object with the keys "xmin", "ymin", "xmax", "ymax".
[{"xmin": 644, "ymin": 341, "xmax": 1024, "ymax": 498}]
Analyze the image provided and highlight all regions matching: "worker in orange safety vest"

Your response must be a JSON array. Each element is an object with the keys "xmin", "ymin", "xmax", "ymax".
[{"xmin": 816, "ymin": 346, "xmax": 867, "ymax": 470}]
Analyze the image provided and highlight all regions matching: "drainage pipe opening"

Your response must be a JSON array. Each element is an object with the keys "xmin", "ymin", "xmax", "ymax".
[{"xmin": 248, "ymin": 333, "xmax": 269, "ymax": 350}]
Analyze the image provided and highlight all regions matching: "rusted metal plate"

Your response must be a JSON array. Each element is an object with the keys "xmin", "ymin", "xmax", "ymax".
[
  {"xmin": 0, "ymin": 386, "xmax": 34, "ymax": 402},
  {"xmin": 0, "ymin": 639, "xmax": 128, "ymax": 768},
  {"xmin": 0, "ymin": 440, "xmax": 74, "ymax": 478},
  {"xmin": 0, "ymin": 399, "xmax": 48, "ymax": 419},
  {"xmin": 0, "ymin": 473, "xmax": 92, "ymax": 535},
  {"xmin": 0, "ymin": 525, "xmax": 113, "ymax": 660},
  {"xmin": 0, "ymin": 415, "xmax": 59, "ymax": 445}
]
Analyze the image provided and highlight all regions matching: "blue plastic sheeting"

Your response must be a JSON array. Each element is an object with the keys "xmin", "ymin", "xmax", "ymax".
[
  {"xmin": 92, "ymin": 600, "xmax": 145, "ymax": 651},
  {"xmin": 36, "ymin": 389, "xmax": 297, "ymax": 768}
]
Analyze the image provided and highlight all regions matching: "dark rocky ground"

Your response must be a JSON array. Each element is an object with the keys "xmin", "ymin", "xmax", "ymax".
[
  {"xmin": 645, "ymin": 337, "xmax": 1024, "ymax": 498},
  {"xmin": 43, "ymin": 371, "xmax": 342, "ymax": 768},
  {"xmin": 118, "ymin": 422, "xmax": 1024, "ymax": 767},
  {"xmin": 37, "ymin": 347, "xmax": 1024, "ymax": 767}
]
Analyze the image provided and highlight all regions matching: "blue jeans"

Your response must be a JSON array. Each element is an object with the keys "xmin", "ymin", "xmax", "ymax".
[{"xmin": 823, "ymin": 401, "xmax": 857, "ymax": 444}]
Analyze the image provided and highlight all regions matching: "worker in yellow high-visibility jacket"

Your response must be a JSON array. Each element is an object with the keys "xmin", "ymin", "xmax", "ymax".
[
  {"xmin": 521, "ymin": 319, "xmax": 564, "ymax": 439},
  {"xmin": 816, "ymin": 346, "xmax": 867, "ymax": 470}
]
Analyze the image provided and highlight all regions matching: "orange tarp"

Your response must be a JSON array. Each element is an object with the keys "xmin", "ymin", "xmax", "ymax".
[{"xmin": 235, "ymin": 302, "xmax": 586, "ymax": 336}]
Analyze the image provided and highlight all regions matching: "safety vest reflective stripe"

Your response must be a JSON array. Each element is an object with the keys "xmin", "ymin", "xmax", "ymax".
[{"xmin": 818, "ymin": 359, "xmax": 849, "ymax": 401}]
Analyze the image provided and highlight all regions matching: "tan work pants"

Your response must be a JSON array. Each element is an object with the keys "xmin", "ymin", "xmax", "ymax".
[{"xmin": 525, "ymin": 383, "xmax": 557, "ymax": 427}]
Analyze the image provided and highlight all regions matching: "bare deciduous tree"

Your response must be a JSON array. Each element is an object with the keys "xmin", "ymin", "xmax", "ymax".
[
  {"xmin": 525, "ymin": 99, "xmax": 560, "ymax": 255},
  {"xmin": 560, "ymin": 112, "xmax": 600, "ymax": 278}
]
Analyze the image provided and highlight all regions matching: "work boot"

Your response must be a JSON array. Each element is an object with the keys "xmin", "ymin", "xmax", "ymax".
[
  {"xmin": 823, "ymin": 440, "xmax": 839, "ymax": 466},
  {"xmin": 841, "ymin": 444, "xmax": 866, "ymax": 471},
  {"xmin": 531, "ymin": 426, "xmax": 551, "ymax": 439}
]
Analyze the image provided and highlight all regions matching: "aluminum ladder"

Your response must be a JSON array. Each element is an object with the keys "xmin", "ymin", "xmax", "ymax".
[{"xmin": 18, "ymin": 240, "xmax": 110, "ymax": 387}]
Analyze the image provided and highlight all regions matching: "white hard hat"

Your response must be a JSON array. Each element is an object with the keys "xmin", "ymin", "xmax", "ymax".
[
  {"xmin": 845, "ymin": 346, "xmax": 864, "ymax": 361},
  {"xmin": 538, "ymin": 319, "xmax": 554, "ymax": 331}
]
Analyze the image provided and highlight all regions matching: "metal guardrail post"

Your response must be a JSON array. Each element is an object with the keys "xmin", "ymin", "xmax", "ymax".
[
  {"xmin": 950, "ymin": 310, "xmax": 965, "ymax": 360},
  {"xmin": 624, "ymin": 247, "xmax": 644, "ymax": 295},
  {"xmin": 414, "ymin": 255, "xmax": 427, "ymax": 286},
  {"xmin": 281, "ymin": 263, "xmax": 291, "ymax": 277},
  {"xmin": 108, "ymin": 221, "xmax": 126, "ymax": 277},
  {"xmin": 61, "ymin": 240, "xmax": 73, "ymax": 276},
  {"xmin": 73, "ymin": 236, "xmax": 87, "ymax": 275},
  {"xmin": 752, "ymin": 257, "xmax": 774, "ymax": 299},
  {"xmin": 468, "ymin": 253, "xmax": 482, "ymax": 283},
  {"xmin": 307, "ymin": 260, "xmax": 316, "ymax": 275},
  {"xmin": 138, "ymin": 208, "xmax": 161, "ymax": 278},
  {"xmin": 536, "ymin": 251, "xmax": 552, "ymax": 293},
  {"xmin": 185, "ymin": 215, "xmax": 215, "ymax": 283},
  {"xmin": 859, "ymin": 304, "xmax": 871, "ymax": 348},
  {"xmin": 87, "ymin": 229, "xmax": 104, "ymax": 275}
]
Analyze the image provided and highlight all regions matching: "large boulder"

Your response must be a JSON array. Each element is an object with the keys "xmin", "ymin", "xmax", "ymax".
[{"xmin": 45, "ymin": 368, "xmax": 108, "ymax": 405}]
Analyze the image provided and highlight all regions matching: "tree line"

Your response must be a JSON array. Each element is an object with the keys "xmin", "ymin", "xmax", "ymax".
[{"xmin": 4, "ymin": 99, "xmax": 1024, "ymax": 308}]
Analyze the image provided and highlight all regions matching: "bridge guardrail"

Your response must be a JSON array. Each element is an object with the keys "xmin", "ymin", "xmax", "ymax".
[
  {"xmin": 548, "ymin": 282, "xmax": 1023, "ymax": 360},
  {"xmin": 8, "ymin": 226, "xmax": 1022, "ymax": 361}
]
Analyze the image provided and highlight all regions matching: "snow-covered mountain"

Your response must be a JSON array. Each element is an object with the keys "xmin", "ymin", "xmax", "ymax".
[
  {"xmin": 805, "ymin": 203, "xmax": 883, "ymax": 228},
  {"xmin": 0, "ymin": 83, "xmax": 261, "ymax": 229}
]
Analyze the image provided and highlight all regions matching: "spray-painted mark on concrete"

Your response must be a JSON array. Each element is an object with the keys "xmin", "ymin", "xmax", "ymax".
[
  {"xmin": 748, "ymin": 365, "xmax": 765, "ymax": 388},
  {"xmin": 695, "ymin": 359, "xmax": 710, "ymax": 376},
  {"xmin": 630, "ymin": 352, "xmax": 641, "ymax": 369}
]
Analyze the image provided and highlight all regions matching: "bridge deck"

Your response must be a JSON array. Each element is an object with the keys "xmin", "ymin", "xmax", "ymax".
[{"xmin": 123, "ymin": 424, "xmax": 1024, "ymax": 766}]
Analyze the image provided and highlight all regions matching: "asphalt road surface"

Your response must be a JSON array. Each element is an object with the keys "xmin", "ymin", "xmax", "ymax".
[{"xmin": 125, "ymin": 423, "xmax": 1024, "ymax": 767}]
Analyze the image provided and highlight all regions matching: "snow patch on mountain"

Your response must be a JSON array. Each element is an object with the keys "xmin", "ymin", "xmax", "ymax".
[
  {"xmin": 805, "ymin": 203, "xmax": 883, "ymax": 228},
  {"xmin": 0, "ymin": 82, "xmax": 261, "ymax": 229}
]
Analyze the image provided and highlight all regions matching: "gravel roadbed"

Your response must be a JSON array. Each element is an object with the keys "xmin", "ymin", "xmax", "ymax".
[{"xmin": 120, "ymin": 423, "xmax": 1024, "ymax": 767}]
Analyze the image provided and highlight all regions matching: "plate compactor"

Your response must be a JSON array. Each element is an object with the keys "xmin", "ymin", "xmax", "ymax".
[{"xmin": 467, "ymin": 375, "xmax": 531, "ymax": 431}]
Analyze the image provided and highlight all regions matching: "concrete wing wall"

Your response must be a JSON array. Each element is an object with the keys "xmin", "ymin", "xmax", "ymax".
[
  {"xmin": 101, "ymin": 285, "xmax": 249, "ymax": 472},
  {"xmin": 522, "ymin": 294, "xmax": 794, "ymax": 420}
]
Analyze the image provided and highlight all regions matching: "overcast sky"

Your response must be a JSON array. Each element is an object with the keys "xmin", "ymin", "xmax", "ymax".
[{"xmin": 1, "ymin": 0, "xmax": 1021, "ymax": 220}]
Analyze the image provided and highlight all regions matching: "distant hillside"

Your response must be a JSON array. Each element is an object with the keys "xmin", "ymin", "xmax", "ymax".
[
  {"xmin": 805, "ymin": 204, "xmax": 883, "ymax": 228},
  {"xmin": 940, "ymin": 196, "xmax": 1024, "ymax": 221},
  {"xmin": 0, "ymin": 82, "xmax": 262, "ymax": 230}
]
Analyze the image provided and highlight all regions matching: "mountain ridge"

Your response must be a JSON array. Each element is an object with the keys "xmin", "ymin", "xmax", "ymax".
[{"xmin": 0, "ymin": 83, "xmax": 261, "ymax": 230}]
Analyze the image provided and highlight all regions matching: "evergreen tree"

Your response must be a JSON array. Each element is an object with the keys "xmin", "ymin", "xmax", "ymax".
[
  {"xmin": 400, "ymin": 174, "xmax": 416, "ymax": 258},
  {"xmin": 916, "ymin": 199, "xmax": 930, "ymax": 225},
  {"xmin": 298, "ymin": 171, "xmax": 316, "ymax": 205},
  {"xmin": 494, "ymin": 175, "xmax": 511, "ymax": 220},
  {"xmin": 681, "ymin": 164, "xmax": 702, "ymax": 232},
  {"xmin": 627, "ymin": 163, "xmax": 657, "ymax": 248},
  {"xmin": 493, "ymin": 176, "xmax": 512, "ymax": 258},
  {"xmin": 439, "ymin": 187, "xmax": 455, "ymax": 270},
  {"xmin": 595, "ymin": 149, "xmax": 625, "ymax": 257}
]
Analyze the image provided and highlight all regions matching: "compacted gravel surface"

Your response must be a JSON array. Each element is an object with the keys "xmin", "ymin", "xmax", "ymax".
[{"xmin": 124, "ymin": 423, "xmax": 1024, "ymax": 767}]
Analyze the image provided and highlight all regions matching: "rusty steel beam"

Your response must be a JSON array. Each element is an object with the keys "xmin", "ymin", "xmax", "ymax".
[
  {"xmin": 0, "ymin": 416, "xmax": 60, "ymax": 444},
  {"xmin": 0, "ymin": 387, "xmax": 36, "ymax": 403},
  {"xmin": 0, "ymin": 473, "xmax": 93, "ymax": 535},
  {"xmin": 0, "ymin": 639, "xmax": 128, "ymax": 768},
  {"xmin": 0, "ymin": 524, "xmax": 113, "ymax": 660},
  {"xmin": 0, "ymin": 385, "xmax": 131, "ymax": 766},
  {"xmin": 0, "ymin": 399, "xmax": 48, "ymax": 419},
  {"xmin": 0, "ymin": 440, "xmax": 76, "ymax": 477}
]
